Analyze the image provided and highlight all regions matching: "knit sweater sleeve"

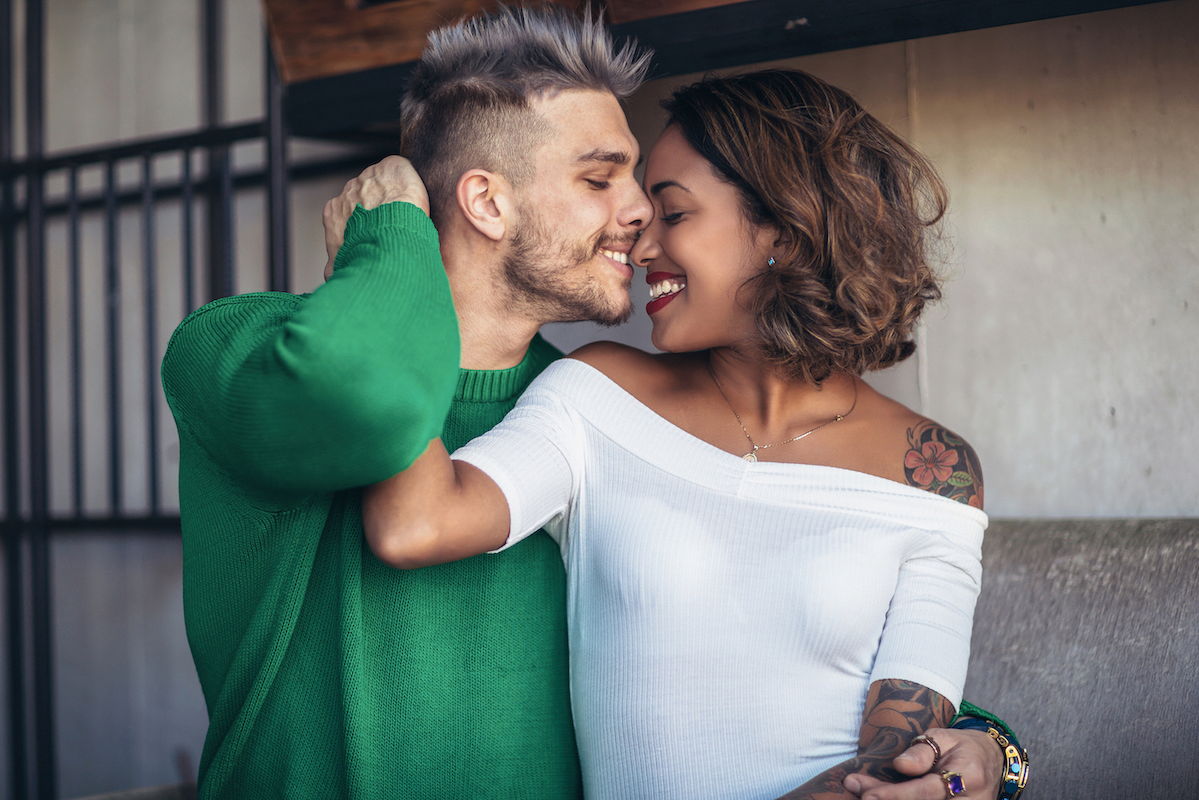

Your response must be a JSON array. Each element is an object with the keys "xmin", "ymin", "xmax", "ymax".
[{"xmin": 161, "ymin": 201, "xmax": 460, "ymax": 499}]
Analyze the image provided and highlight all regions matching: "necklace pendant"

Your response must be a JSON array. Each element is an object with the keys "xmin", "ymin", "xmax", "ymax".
[{"xmin": 742, "ymin": 451, "xmax": 758, "ymax": 463}]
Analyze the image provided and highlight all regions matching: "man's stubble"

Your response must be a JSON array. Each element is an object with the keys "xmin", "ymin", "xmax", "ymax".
[{"xmin": 502, "ymin": 205, "xmax": 634, "ymax": 328}]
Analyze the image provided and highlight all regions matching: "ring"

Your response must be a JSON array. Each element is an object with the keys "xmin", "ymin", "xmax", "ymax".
[
  {"xmin": 939, "ymin": 770, "xmax": 967, "ymax": 798},
  {"xmin": 911, "ymin": 734, "xmax": 942, "ymax": 769}
]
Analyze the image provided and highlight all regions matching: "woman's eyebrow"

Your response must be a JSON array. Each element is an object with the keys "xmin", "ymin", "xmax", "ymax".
[{"xmin": 649, "ymin": 180, "xmax": 690, "ymax": 196}]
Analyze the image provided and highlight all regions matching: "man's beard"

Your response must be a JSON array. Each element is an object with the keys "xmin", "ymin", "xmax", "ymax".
[{"xmin": 502, "ymin": 211, "xmax": 632, "ymax": 327}]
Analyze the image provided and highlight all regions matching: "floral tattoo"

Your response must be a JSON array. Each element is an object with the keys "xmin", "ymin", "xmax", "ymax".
[{"xmin": 904, "ymin": 421, "xmax": 984, "ymax": 508}]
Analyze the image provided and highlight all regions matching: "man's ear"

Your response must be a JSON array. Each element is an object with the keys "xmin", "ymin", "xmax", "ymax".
[{"xmin": 456, "ymin": 169, "xmax": 512, "ymax": 242}]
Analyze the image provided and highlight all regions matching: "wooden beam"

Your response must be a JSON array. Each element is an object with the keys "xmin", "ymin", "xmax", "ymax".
[
  {"xmin": 606, "ymin": 0, "xmax": 744, "ymax": 24},
  {"xmin": 262, "ymin": 0, "xmax": 585, "ymax": 84},
  {"xmin": 283, "ymin": 0, "xmax": 1172, "ymax": 137}
]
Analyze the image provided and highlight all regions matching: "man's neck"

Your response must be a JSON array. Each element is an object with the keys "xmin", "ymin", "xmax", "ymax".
[
  {"xmin": 455, "ymin": 303, "xmax": 542, "ymax": 371},
  {"xmin": 443, "ymin": 239, "xmax": 542, "ymax": 371}
]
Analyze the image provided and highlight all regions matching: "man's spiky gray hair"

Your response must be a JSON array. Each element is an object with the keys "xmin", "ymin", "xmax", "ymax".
[{"xmin": 400, "ymin": 4, "xmax": 652, "ymax": 221}]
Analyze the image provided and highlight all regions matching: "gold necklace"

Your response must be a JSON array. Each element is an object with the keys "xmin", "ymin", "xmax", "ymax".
[{"xmin": 706, "ymin": 362, "xmax": 858, "ymax": 463}]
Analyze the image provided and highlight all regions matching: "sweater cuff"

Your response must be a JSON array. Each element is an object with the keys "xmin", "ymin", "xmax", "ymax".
[
  {"xmin": 953, "ymin": 699, "xmax": 1015, "ymax": 740},
  {"xmin": 333, "ymin": 201, "xmax": 438, "ymax": 273}
]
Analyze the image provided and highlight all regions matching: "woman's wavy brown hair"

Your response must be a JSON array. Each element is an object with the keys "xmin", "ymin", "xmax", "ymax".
[{"xmin": 662, "ymin": 69, "xmax": 947, "ymax": 384}]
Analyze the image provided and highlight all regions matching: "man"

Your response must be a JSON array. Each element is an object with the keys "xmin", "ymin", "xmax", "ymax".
[{"xmin": 163, "ymin": 6, "xmax": 1024, "ymax": 799}]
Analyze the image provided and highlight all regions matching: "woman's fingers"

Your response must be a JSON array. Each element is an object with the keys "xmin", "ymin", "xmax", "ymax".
[
  {"xmin": 843, "ymin": 728, "xmax": 1002, "ymax": 799},
  {"xmin": 845, "ymin": 773, "xmax": 948, "ymax": 799}
]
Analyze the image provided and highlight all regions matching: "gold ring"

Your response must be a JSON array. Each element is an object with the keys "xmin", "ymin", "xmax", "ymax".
[
  {"xmin": 939, "ymin": 769, "xmax": 967, "ymax": 798},
  {"xmin": 911, "ymin": 733, "xmax": 942, "ymax": 769}
]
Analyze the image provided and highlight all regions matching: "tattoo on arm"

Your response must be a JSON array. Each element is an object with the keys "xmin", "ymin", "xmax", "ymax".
[
  {"xmin": 774, "ymin": 680, "xmax": 955, "ymax": 800},
  {"xmin": 903, "ymin": 421, "xmax": 984, "ymax": 508},
  {"xmin": 856, "ymin": 679, "xmax": 955, "ymax": 765}
]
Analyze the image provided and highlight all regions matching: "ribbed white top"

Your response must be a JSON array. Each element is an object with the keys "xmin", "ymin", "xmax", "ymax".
[{"xmin": 453, "ymin": 359, "xmax": 987, "ymax": 800}]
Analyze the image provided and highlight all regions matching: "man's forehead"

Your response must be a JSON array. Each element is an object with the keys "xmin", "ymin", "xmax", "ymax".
[{"xmin": 531, "ymin": 89, "xmax": 638, "ymax": 162}]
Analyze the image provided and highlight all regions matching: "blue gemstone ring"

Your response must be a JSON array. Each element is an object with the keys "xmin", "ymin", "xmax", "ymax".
[{"xmin": 940, "ymin": 770, "xmax": 967, "ymax": 798}]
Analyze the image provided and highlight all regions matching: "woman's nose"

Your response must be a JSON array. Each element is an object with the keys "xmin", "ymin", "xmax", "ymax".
[{"xmin": 631, "ymin": 228, "xmax": 657, "ymax": 269}]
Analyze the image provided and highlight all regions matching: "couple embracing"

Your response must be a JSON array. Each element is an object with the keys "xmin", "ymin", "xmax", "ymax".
[{"xmin": 163, "ymin": 6, "xmax": 1028, "ymax": 800}]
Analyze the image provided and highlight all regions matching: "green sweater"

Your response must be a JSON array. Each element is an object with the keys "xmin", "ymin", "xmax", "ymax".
[{"xmin": 162, "ymin": 202, "xmax": 579, "ymax": 799}]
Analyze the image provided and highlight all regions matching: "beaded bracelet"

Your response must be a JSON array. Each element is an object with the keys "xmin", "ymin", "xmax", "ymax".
[{"xmin": 949, "ymin": 716, "xmax": 1030, "ymax": 800}]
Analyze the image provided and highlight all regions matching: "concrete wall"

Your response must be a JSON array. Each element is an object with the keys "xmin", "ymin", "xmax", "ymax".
[
  {"xmin": 3, "ymin": 0, "xmax": 1196, "ymax": 795},
  {"xmin": 911, "ymin": 6, "xmax": 1198, "ymax": 517}
]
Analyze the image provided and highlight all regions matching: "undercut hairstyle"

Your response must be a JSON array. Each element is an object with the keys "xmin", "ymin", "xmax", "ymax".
[
  {"xmin": 663, "ymin": 69, "xmax": 948, "ymax": 385},
  {"xmin": 401, "ymin": 4, "xmax": 652, "ymax": 222}
]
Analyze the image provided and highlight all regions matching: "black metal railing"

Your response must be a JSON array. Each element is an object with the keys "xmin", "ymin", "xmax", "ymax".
[
  {"xmin": 0, "ymin": 1, "xmax": 389, "ymax": 796},
  {"xmin": 1, "ymin": 0, "xmax": 28, "ymax": 795}
]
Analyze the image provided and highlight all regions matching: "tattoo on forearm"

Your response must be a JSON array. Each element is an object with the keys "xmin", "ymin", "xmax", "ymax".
[
  {"xmin": 774, "ymin": 680, "xmax": 954, "ymax": 800},
  {"xmin": 904, "ymin": 421, "xmax": 984, "ymax": 508},
  {"xmin": 858, "ymin": 679, "xmax": 955, "ymax": 760}
]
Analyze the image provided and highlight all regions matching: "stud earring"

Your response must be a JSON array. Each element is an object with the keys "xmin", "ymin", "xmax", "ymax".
[{"xmin": 767, "ymin": 256, "xmax": 776, "ymax": 267}]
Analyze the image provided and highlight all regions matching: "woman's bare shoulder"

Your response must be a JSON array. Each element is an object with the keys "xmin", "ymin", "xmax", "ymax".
[
  {"xmin": 569, "ymin": 340, "xmax": 655, "ymax": 370},
  {"xmin": 898, "ymin": 414, "xmax": 985, "ymax": 509},
  {"xmin": 568, "ymin": 341, "xmax": 701, "ymax": 401},
  {"xmin": 847, "ymin": 388, "xmax": 984, "ymax": 509}
]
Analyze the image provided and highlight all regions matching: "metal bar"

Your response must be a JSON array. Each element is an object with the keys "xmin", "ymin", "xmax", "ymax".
[
  {"xmin": 182, "ymin": 149, "xmax": 195, "ymax": 313},
  {"xmin": 142, "ymin": 153, "xmax": 160, "ymax": 512},
  {"xmin": 68, "ymin": 164, "xmax": 83, "ymax": 515},
  {"xmin": 208, "ymin": 147, "xmax": 235, "ymax": 300},
  {"xmin": 0, "ymin": 120, "xmax": 264, "ymax": 179},
  {"xmin": 0, "ymin": 150, "xmax": 390, "ymax": 225},
  {"xmin": 203, "ymin": 0, "xmax": 223, "ymax": 131},
  {"xmin": 265, "ymin": 34, "xmax": 290, "ymax": 292},
  {"xmin": 4, "ymin": 516, "xmax": 181, "ymax": 534},
  {"xmin": 104, "ymin": 159, "xmax": 123, "ymax": 516},
  {"xmin": 0, "ymin": 0, "xmax": 29, "ymax": 792},
  {"xmin": 46, "ymin": 515, "xmax": 182, "ymax": 533},
  {"xmin": 204, "ymin": 0, "xmax": 235, "ymax": 301},
  {"xmin": 23, "ymin": 0, "xmax": 57, "ymax": 795}
]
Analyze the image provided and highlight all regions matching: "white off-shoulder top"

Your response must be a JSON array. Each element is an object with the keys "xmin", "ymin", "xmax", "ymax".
[{"xmin": 453, "ymin": 358, "xmax": 986, "ymax": 800}]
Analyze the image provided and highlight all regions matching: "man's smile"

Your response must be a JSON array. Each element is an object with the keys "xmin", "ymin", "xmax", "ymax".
[{"xmin": 598, "ymin": 247, "xmax": 630, "ymax": 265}]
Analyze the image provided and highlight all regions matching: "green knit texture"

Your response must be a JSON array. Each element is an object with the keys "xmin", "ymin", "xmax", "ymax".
[
  {"xmin": 955, "ymin": 699, "xmax": 1015, "ymax": 741},
  {"xmin": 162, "ymin": 202, "xmax": 579, "ymax": 799}
]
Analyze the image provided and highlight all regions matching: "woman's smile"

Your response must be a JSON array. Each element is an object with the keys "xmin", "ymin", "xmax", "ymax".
[{"xmin": 646, "ymin": 270, "xmax": 687, "ymax": 314}]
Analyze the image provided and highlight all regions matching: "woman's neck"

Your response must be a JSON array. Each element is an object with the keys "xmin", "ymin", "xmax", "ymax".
[{"xmin": 705, "ymin": 346, "xmax": 858, "ymax": 436}]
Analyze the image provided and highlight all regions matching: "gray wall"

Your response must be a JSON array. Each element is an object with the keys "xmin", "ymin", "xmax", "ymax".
[{"xmin": 2, "ymin": 0, "xmax": 1196, "ymax": 795}]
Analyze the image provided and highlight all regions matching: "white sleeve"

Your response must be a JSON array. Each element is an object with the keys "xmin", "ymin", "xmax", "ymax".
[
  {"xmin": 450, "ymin": 375, "xmax": 583, "ymax": 553},
  {"xmin": 868, "ymin": 517, "xmax": 984, "ymax": 708}
]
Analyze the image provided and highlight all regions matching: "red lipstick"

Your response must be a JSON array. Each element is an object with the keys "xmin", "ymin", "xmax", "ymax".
[{"xmin": 645, "ymin": 271, "xmax": 686, "ymax": 316}]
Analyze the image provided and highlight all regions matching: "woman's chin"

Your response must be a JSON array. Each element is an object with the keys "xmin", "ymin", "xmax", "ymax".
[
  {"xmin": 650, "ymin": 325, "xmax": 709, "ymax": 355},
  {"xmin": 649, "ymin": 329, "xmax": 679, "ymax": 354}
]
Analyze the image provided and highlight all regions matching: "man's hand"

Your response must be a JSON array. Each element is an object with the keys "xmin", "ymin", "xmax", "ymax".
[
  {"xmin": 843, "ymin": 728, "xmax": 1003, "ymax": 800},
  {"xmin": 323, "ymin": 156, "xmax": 430, "ymax": 279}
]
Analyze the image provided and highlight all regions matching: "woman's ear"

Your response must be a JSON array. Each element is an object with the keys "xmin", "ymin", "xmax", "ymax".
[
  {"xmin": 456, "ymin": 169, "xmax": 512, "ymax": 242},
  {"xmin": 768, "ymin": 225, "xmax": 791, "ymax": 252}
]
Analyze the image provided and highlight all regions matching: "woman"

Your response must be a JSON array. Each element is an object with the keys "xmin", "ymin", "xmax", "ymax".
[{"xmin": 365, "ymin": 69, "xmax": 986, "ymax": 799}]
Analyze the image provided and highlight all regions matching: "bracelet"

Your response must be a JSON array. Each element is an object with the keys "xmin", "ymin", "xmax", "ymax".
[
  {"xmin": 954, "ymin": 701, "xmax": 1017, "ymax": 741},
  {"xmin": 949, "ymin": 717, "xmax": 1030, "ymax": 800}
]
